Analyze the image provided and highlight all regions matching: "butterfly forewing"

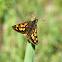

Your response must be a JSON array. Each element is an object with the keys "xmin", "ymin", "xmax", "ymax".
[{"xmin": 12, "ymin": 21, "xmax": 31, "ymax": 34}]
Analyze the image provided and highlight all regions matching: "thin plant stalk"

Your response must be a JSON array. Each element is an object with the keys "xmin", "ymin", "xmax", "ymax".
[{"xmin": 24, "ymin": 40, "xmax": 35, "ymax": 62}]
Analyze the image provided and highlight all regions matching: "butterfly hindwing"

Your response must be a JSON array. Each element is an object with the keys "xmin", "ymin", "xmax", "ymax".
[
  {"xmin": 27, "ymin": 25, "xmax": 38, "ymax": 45},
  {"xmin": 12, "ymin": 21, "xmax": 31, "ymax": 34}
]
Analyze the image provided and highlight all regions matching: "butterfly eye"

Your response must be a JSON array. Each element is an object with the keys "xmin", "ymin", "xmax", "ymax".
[
  {"xmin": 34, "ymin": 19, "xmax": 38, "ymax": 22},
  {"xmin": 36, "ymin": 19, "xmax": 38, "ymax": 22}
]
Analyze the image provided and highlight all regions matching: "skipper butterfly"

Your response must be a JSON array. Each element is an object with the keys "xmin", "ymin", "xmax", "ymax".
[{"xmin": 12, "ymin": 18, "xmax": 38, "ymax": 45}]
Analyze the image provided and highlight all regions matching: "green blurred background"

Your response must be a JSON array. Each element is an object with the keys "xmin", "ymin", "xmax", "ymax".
[{"xmin": 0, "ymin": 0, "xmax": 62, "ymax": 62}]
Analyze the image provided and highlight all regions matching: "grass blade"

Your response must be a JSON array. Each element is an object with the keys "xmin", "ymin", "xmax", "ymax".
[{"xmin": 24, "ymin": 40, "xmax": 35, "ymax": 62}]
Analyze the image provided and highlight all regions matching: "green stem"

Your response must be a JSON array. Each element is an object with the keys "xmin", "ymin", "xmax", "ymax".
[{"xmin": 24, "ymin": 40, "xmax": 35, "ymax": 62}]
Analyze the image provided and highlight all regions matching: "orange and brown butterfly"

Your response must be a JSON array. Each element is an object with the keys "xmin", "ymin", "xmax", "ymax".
[{"xmin": 12, "ymin": 18, "xmax": 38, "ymax": 45}]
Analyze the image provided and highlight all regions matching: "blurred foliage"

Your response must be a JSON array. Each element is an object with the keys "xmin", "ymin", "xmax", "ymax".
[{"xmin": 0, "ymin": 0, "xmax": 62, "ymax": 62}]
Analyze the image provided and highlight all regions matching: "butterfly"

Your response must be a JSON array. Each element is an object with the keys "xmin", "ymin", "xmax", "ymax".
[{"xmin": 12, "ymin": 18, "xmax": 38, "ymax": 45}]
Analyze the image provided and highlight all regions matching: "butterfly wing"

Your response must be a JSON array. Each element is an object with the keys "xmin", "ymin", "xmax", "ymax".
[
  {"xmin": 12, "ymin": 21, "xmax": 31, "ymax": 34},
  {"xmin": 12, "ymin": 20, "xmax": 38, "ymax": 45},
  {"xmin": 27, "ymin": 25, "xmax": 38, "ymax": 45}
]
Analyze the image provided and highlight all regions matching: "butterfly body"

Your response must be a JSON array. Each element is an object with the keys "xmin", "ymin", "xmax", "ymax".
[{"xmin": 12, "ymin": 19, "xmax": 38, "ymax": 45}]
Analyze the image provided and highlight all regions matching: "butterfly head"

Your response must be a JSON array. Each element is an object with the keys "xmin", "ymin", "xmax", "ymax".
[{"xmin": 34, "ymin": 18, "xmax": 38, "ymax": 22}]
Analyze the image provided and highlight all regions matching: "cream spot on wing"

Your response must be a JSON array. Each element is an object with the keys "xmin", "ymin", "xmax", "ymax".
[
  {"xmin": 25, "ymin": 23, "xmax": 28, "ymax": 25},
  {"xmin": 20, "ymin": 24, "xmax": 24, "ymax": 27},
  {"xmin": 34, "ymin": 32, "xmax": 37, "ymax": 36},
  {"xmin": 26, "ymin": 25, "xmax": 28, "ymax": 27},
  {"xmin": 23, "ymin": 28, "xmax": 25, "ymax": 31},
  {"xmin": 31, "ymin": 34, "xmax": 34, "ymax": 40},
  {"xmin": 24, "ymin": 23, "xmax": 28, "ymax": 27},
  {"xmin": 15, "ymin": 28, "xmax": 18, "ymax": 30},
  {"xmin": 35, "ymin": 29, "xmax": 36, "ymax": 32},
  {"xmin": 32, "ymin": 36, "xmax": 34, "ymax": 40},
  {"xmin": 34, "ymin": 40, "xmax": 36, "ymax": 42},
  {"xmin": 31, "ymin": 34, "xmax": 33, "ymax": 37},
  {"xmin": 16, "ymin": 25, "xmax": 18, "ymax": 27},
  {"xmin": 36, "ymin": 38, "xmax": 38, "ymax": 40},
  {"xmin": 19, "ymin": 28, "xmax": 23, "ymax": 31}
]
